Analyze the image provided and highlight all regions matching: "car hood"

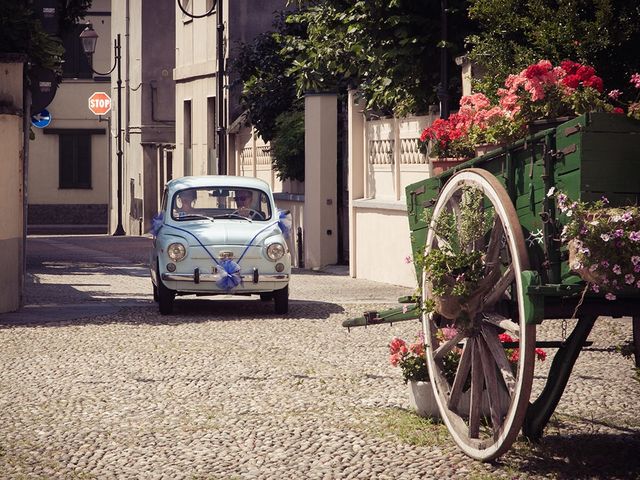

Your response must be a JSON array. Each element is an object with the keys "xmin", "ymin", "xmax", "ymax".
[{"xmin": 165, "ymin": 220, "xmax": 282, "ymax": 247}]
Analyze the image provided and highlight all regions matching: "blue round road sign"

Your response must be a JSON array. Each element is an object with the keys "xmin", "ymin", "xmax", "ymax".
[{"xmin": 31, "ymin": 109, "xmax": 52, "ymax": 128}]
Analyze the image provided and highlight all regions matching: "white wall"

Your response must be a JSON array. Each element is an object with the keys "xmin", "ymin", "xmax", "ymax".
[{"xmin": 349, "ymin": 97, "xmax": 437, "ymax": 288}]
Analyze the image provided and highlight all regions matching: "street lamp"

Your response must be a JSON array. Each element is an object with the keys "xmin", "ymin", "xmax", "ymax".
[
  {"xmin": 437, "ymin": 0, "xmax": 450, "ymax": 120},
  {"xmin": 79, "ymin": 25, "xmax": 126, "ymax": 236}
]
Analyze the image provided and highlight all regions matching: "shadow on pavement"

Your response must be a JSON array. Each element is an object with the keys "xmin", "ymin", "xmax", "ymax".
[
  {"xmin": 0, "ymin": 296, "xmax": 344, "ymax": 328},
  {"xmin": 500, "ymin": 431, "xmax": 640, "ymax": 479}
]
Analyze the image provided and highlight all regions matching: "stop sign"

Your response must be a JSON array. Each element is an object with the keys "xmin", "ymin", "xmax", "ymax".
[{"xmin": 88, "ymin": 92, "xmax": 112, "ymax": 115}]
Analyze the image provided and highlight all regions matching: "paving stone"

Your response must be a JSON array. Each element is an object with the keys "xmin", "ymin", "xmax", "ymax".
[{"xmin": 0, "ymin": 235, "xmax": 638, "ymax": 478}]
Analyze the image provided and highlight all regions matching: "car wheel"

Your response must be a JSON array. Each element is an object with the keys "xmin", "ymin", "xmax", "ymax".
[
  {"xmin": 157, "ymin": 262, "xmax": 175, "ymax": 315},
  {"xmin": 153, "ymin": 283, "xmax": 159, "ymax": 302},
  {"xmin": 273, "ymin": 285, "xmax": 288, "ymax": 314},
  {"xmin": 260, "ymin": 292, "xmax": 273, "ymax": 301}
]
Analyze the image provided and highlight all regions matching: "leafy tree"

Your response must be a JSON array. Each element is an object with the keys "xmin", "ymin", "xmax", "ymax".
[
  {"xmin": 283, "ymin": 0, "xmax": 474, "ymax": 116},
  {"xmin": 271, "ymin": 109, "xmax": 305, "ymax": 181},
  {"xmin": 0, "ymin": 0, "xmax": 92, "ymax": 73},
  {"xmin": 467, "ymin": 0, "xmax": 640, "ymax": 95},
  {"xmin": 231, "ymin": 12, "xmax": 306, "ymax": 181},
  {"xmin": 231, "ymin": 12, "xmax": 302, "ymax": 143},
  {"xmin": 232, "ymin": 1, "xmax": 476, "ymax": 180}
]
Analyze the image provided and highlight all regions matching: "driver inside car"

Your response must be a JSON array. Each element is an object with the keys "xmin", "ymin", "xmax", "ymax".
[{"xmin": 234, "ymin": 189, "xmax": 259, "ymax": 218}]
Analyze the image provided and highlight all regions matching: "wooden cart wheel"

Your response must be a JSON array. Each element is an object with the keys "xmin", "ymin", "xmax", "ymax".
[{"xmin": 421, "ymin": 168, "xmax": 535, "ymax": 461}]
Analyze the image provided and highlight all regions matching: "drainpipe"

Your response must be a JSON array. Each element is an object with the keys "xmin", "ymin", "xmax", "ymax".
[{"xmin": 216, "ymin": 0, "xmax": 226, "ymax": 174}]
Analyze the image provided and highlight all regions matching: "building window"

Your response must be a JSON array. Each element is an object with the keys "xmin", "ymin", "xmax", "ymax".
[
  {"xmin": 62, "ymin": 24, "xmax": 93, "ymax": 79},
  {"xmin": 59, "ymin": 133, "xmax": 92, "ymax": 189},
  {"xmin": 207, "ymin": 96, "xmax": 216, "ymax": 174},
  {"xmin": 184, "ymin": 100, "xmax": 192, "ymax": 176}
]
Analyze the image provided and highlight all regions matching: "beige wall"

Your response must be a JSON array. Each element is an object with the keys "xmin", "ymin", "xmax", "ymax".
[
  {"xmin": 174, "ymin": 1, "xmax": 220, "ymax": 177},
  {"xmin": 349, "ymin": 95, "xmax": 437, "ymax": 288},
  {"xmin": 0, "ymin": 61, "xmax": 25, "ymax": 312},
  {"xmin": 175, "ymin": 76, "xmax": 217, "ymax": 177},
  {"xmin": 352, "ymin": 205, "xmax": 416, "ymax": 288},
  {"xmin": 27, "ymin": 3, "xmax": 112, "ymax": 231},
  {"xmin": 29, "ymin": 81, "xmax": 110, "ymax": 204}
]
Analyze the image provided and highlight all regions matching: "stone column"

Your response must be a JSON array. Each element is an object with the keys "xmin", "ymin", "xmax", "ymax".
[
  {"xmin": 347, "ymin": 90, "xmax": 365, "ymax": 277},
  {"xmin": 304, "ymin": 93, "xmax": 338, "ymax": 269}
]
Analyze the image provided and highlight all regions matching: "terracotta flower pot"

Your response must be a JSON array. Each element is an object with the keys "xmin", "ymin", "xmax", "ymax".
[
  {"xmin": 430, "ymin": 157, "xmax": 469, "ymax": 175},
  {"xmin": 474, "ymin": 142, "xmax": 506, "ymax": 158}
]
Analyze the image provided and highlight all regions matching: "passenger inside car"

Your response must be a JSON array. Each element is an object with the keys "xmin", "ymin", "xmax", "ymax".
[{"xmin": 175, "ymin": 189, "xmax": 197, "ymax": 216}]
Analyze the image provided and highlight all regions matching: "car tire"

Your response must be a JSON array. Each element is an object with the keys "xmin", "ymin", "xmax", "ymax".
[
  {"xmin": 273, "ymin": 285, "xmax": 288, "ymax": 314},
  {"xmin": 153, "ymin": 283, "xmax": 159, "ymax": 302},
  {"xmin": 157, "ymin": 262, "xmax": 175, "ymax": 315},
  {"xmin": 259, "ymin": 292, "xmax": 273, "ymax": 302}
]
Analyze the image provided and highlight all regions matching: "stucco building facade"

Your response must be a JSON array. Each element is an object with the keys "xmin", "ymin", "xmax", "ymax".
[{"xmin": 27, "ymin": 0, "xmax": 112, "ymax": 234}]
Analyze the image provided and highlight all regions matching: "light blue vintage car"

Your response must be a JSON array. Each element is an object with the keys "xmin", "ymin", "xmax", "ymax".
[{"xmin": 150, "ymin": 176, "xmax": 291, "ymax": 315}]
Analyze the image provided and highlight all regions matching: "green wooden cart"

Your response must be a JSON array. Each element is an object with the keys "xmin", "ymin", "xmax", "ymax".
[{"xmin": 344, "ymin": 112, "xmax": 640, "ymax": 461}]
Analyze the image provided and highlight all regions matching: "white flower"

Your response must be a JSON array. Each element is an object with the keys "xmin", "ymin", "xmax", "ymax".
[{"xmin": 546, "ymin": 187, "xmax": 555, "ymax": 197}]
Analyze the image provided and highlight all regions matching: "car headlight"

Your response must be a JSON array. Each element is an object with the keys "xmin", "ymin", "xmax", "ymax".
[
  {"xmin": 167, "ymin": 242, "xmax": 187, "ymax": 262},
  {"xmin": 266, "ymin": 242, "xmax": 285, "ymax": 261}
]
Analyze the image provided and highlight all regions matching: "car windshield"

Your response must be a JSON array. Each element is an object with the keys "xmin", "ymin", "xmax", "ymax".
[{"xmin": 171, "ymin": 187, "xmax": 272, "ymax": 221}]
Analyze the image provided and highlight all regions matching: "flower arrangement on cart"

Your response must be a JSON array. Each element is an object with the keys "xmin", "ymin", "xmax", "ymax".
[
  {"xmin": 390, "ymin": 59, "xmax": 640, "ymax": 423},
  {"xmin": 420, "ymin": 60, "xmax": 640, "ymax": 162}
]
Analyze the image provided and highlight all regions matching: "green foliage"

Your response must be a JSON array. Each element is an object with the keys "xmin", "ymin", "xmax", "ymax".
[
  {"xmin": 271, "ymin": 109, "xmax": 305, "ymax": 182},
  {"xmin": 467, "ymin": 0, "xmax": 640, "ymax": 95},
  {"xmin": 368, "ymin": 408, "xmax": 448, "ymax": 447},
  {"xmin": 231, "ymin": 12, "xmax": 302, "ymax": 142},
  {"xmin": 282, "ymin": 0, "xmax": 475, "ymax": 116},
  {"xmin": 418, "ymin": 187, "xmax": 488, "ymax": 299},
  {"xmin": 0, "ymin": 0, "xmax": 92, "ymax": 73}
]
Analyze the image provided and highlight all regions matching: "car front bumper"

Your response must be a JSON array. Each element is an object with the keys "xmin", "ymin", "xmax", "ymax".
[{"xmin": 162, "ymin": 271, "xmax": 289, "ymax": 283}]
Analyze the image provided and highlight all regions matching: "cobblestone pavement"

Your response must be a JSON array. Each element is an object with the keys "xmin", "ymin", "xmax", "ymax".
[{"xmin": 0, "ymin": 235, "xmax": 639, "ymax": 479}]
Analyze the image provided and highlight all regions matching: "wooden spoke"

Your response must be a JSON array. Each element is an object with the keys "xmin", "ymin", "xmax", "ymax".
[
  {"xmin": 448, "ymin": 337, "xmax": 473, "ymax": 412},
  {"xmin": 481, "ymin": 324, "xmax": 517, "ymax": 396},
  {"xmin": 483, "ymin": 264, "xmax": 514, "ymax": 307},
  {"xmin": 434, "ymin": 234, "xmax": 451, "ymax": 252},
  {"xmin": 469, "ymin": 339, "xmax": 484, "ymax": 438},
  {"xmin": 434, "ymin": 330, "xmax": 466, "ymax": 361},
  {"xmin": 478, "ymin": 335, "xmax": 507, "ymax": 431},
  {"xmin": 484, "ymin": 215, "xmax": 503, "ymax": 272},
  {"xmin": 481, "ymin": 312, "xmax": 520, "ymax": 337}
]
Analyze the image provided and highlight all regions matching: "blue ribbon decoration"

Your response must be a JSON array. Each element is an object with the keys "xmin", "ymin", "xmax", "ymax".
[
  {"xmin": 151, "ymin": 212, "xmax": 164, "ymax": 237},
  {"xmin": 216, "ymin": 259, "xmax": 243, "ymax": 290},
  {"xmin": 277, "ymin": 209, "xmax": 292, "ymax": 239}
]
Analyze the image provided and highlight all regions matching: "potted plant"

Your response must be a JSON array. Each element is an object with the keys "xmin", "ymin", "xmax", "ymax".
[
  {"xmin": 554, "ymin": 189, "xmax": 640, "ymax": 300},
  {"xmin": 417, "ymin": 186, "xmax": 497, "ymax": 322},
  {"xmin": 607, "ymin": 72, "xmax": 640, "ymax": 120},
  {"xmin": 388, "ymin": 333, "xmax": 453, "ymax": 418},
  {"xmin": 419, "ymin": 113, "xmax": 475, "ymax": 174},
  {"xmin": 389, "ymin": 329, "xmax": 546, "ymax": 418},
  {"xmin": 497, "ymin": 59, "xmax": 611, "ymax": 131}
]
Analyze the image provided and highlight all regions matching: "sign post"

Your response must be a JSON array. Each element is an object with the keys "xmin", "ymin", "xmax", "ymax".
[{"xmin": 88, "ymin": 92, "xmax": 111, "ymax": 115}]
